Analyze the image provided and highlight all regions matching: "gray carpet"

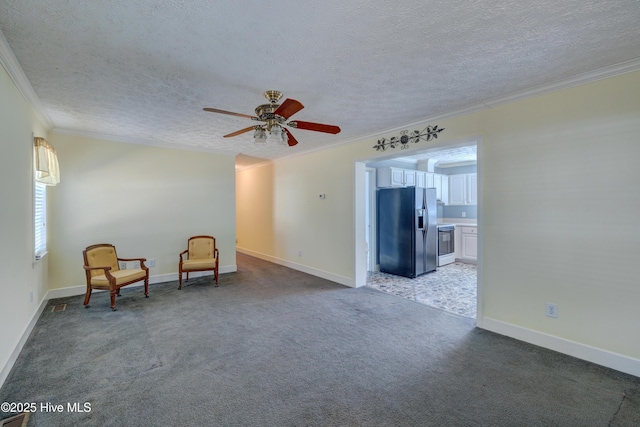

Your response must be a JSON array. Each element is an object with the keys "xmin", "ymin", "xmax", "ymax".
[{"xmin": 1, "ymin": 253, "xmax": 639, "ymax": 426}]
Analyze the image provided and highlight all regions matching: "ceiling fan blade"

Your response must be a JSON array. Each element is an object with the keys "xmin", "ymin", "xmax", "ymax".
[
  {"xmin": 273, "ymin": 98, "xmax": 304, "ymax": 119},
  {"xmin": 288, "ymin": 120, "xmax": 341, "ymax": 134},
  {"xmin": 284, "ymin": 128, "xmax": 299, "ymax": 147},
  {"xmin": 203, "ymin": 107, "xmax": 257, "ymax": 120},
  {"xmin": 224, "ymin": 126, "xmax": 256, "ymax": 138}
]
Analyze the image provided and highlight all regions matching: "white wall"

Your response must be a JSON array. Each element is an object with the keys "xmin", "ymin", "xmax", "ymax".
[
  {"xmin": 0, "ymin": 62, "xmax": 49, "ymax": 386},
  {"xmin": 47, "ymin": 133, "xmax": 237, "ymax": 291},
  {"xmin": 237, "ymin": 70, "xmax": 640, "ymax": 376},
  {"xmin": 478, "ymin": 71, "xmax": 640, "ymax": 371},
  {"xmin": 237, "ymin": 145, "xmax": 358, "ymax": 285}
]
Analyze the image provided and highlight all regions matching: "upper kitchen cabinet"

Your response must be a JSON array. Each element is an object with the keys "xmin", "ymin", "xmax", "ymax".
[
  {"xmin": 449, "ymin": 173, "xmax": 477, "ymax": 205},
  {"xmin": 377, "ymin": 167, "xmax": 417, "ymax": 187},
  {"xmin": 434, "ymin": 173, "xmax": 449, "ymax": 205},
  {"xmin": 467, "ymin": 173, "xmax": 477, "ymax": 205},
  {"xmin": 378, "ymin": 167, "xmax": 449, "ymax": 204},
  {"xmin": 416, "ymin": 171, "xmax": 434, "ymax": 189}
]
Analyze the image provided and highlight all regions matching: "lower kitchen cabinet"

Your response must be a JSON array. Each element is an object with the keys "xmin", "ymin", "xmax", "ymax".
[{"xmin": 460, "ymin": 226, "xmax": 478, "ymax": 262}]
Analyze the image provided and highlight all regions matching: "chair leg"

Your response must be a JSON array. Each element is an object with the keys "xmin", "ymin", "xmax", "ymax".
[
  {"xmin": 178, "ymin": 268, "xmax": 183, "ymax": 289},
  {"xmin": 110, "ymin": 289, "xmax": 117, "ymax": 311},
  {"xmin": 83, "ymin": 285, "xmax": 92, "ymax": 307},
  {"xmin": 214, "ymin": 268, "xmax": 219, "ymax": 287},
  {"xmin": 144, "ymin": 277, "xmax": 149, "ymax": 298}
]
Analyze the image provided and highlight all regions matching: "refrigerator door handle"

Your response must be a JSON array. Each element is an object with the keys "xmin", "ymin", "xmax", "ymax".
[{"xmin": 416, "ymin": 209, "xmax": 425, "ymax": 230}]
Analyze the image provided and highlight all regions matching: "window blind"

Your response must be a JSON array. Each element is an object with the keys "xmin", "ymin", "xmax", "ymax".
[{"xmin": 34, "ymin": 181, "xmax": 47, "ymax": 259}]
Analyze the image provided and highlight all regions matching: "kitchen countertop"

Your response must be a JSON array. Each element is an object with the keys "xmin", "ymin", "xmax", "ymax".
[{"xmin": 439, "ymin": 219, "xmax": 478, "ymax": 227}]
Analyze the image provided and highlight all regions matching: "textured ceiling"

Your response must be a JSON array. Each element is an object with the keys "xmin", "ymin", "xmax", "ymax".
[
  {"xmin": 395, "ymin": 145, "xmax": 477, "ymax": 167},
  {"xmin": 1, "ymin": 0, "xmax": 640, "ymax": 167}
]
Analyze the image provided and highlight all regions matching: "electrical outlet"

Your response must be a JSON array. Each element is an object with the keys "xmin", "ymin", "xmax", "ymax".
[
  {"xmin": 119, "ymin": 261, "xmax": 127, "ymax": 270},
  {"xmin": 147, "ymin": 258, "xmax": 155, "ymax": 267},
  {"xmin": 132, "ymin": 260, "xmax": 140, "ymax": 269},
  {"xmin": 545, "ymin": 303, "xmax": 558, "ymax": 318},
  {"xmin": 461, "ymin": 211, "xmax": 466, "ymax": 218},
  {"xmin": 298, "ymin": 250, "xmax": 302, "ymax": 257}
]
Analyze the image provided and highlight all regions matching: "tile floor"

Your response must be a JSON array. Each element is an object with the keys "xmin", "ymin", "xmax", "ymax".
[{"xmin": 366, "ymin": 262, "xmax": 477, "ymax": 319}]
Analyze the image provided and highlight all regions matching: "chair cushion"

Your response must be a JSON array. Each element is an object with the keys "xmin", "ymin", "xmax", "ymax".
[
  {"xmin": 90, "ymin": 268, "xmax": 147, "ymax": 286},
  {"xmin": 182, "ymin": 258, "xmax": 217, "ymax": 271},
  {"xmin": 189, "ymin": 238, "xmax": 215, "ymax": 260},
  {"xmin": 86, "ymin": 246, "xmax": 119, "ymax": 277}
]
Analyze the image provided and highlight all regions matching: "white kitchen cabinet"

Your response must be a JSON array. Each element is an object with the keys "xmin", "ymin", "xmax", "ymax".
[
  {"xmin": 377, "ymin": 167, "xmax": 449, "ymax": 197},
  {"xmin": 440, "ymin": 174, "xmax": 449, "ymax": 205},
  {"xmin": 417, "ymin": 172, "xmax": 436, "ymax": 191},
  {"xmin": 434, "ymin": 173, "xmax": 449, "ymax": 204},
  {"xmin": 426, "ymin": 172, "xmax": 435, "ymax": 188},
  {"xmin": 449, "ymin": 174, "xmax": 467, "ymax": 205},
  {"xmin": 403, "ymin": 169, "xmax": 417, "ymax": 186},
  {"xmin": 378, "ymin": 167, "xmax": 410, "ymax": 187},
  {"xmin": 461, "ymin": 226, "xmax": 478, "ymax": 262},
  {"xmin": 448, "ymin": 173, "xmax": 477, "ymax": 205},
  {"xmin": 467, "ymin": 173, "xmax": 477, "ymax": 205},
  {"xmin": 377, "ymin": 167, "xmax": 421, "ymax": 188}
]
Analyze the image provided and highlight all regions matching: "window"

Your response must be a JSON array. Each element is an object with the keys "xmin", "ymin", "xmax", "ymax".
[
  {"xmin": 34, "ymin": 181, "xmax": 47, "ymax": 260},
  {"xmin": 33, "ymin": 136, "xmax": 59, "ymax": 260}
]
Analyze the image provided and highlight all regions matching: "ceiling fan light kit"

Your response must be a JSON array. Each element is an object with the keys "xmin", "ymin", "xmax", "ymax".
[
  {"xmin": 204, "ymin": 90, "xmax": 340, "ymax": 147},
  {"xmin": 253, "ymin": 127, "xmax": 267, "ymax": 144}
]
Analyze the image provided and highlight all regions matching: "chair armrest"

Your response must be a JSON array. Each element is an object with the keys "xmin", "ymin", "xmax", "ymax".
[
  {"xmin": 84, "ymin": 265, "xmax": 112, "ymax": 271},
  {"xmin": 214, "ymin": 248, "xmax": 219, "ymax": 258},
  {"xmin": 179, "ymin": 249, "xmax": 188, "ymax": 261},
  {"xmin": 84, "ymin": 265, "xmax": 116, "ymax": 281}
]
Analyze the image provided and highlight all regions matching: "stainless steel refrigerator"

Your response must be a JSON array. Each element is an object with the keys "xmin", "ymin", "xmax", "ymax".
[{"xmin": 377, "ymin": 187, "xmax": 437, "ymax": 278}]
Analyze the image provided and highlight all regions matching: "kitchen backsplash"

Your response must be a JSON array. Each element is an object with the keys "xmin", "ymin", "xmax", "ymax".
[{"xmin": 443, "ymin": 205, "xmax": 477, "ymax": 219}]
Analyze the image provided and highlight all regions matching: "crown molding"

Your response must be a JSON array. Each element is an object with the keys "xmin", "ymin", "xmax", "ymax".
[
  {"xmin": 235, "ymin": 159, "xmax": 274, "ymax": 171},
  {"xmin": 0, "ymin": 30, "xmax": 53, "ymax": 130},
  {"xmin": 51, "ymin": 127, "xmax": 237, "ymax": 157},
  {"xmin": 480, "ymin": 57, "xmax": 640, "ymax": 109},
  {"xmin": 393, "ymin": 157, "xmax": 418, "ymax": 165},
  {"xmin": 436, "ymin": 160, "xmax": 477, "ymax": 168}
]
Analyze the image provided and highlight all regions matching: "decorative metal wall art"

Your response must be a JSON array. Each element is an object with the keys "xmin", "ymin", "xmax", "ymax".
[{"xmin": 372, "ymin": 125, "xmax": 444, "ymax": 151}]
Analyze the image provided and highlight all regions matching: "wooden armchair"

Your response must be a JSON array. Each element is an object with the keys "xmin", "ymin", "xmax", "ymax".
[
  {"xmin": 178, "ymin": 235, "xmax": 219, "ymax": 289},
  {"xmin": 82, "ymin": 243, "xmax": 149, "ymax": 311}
]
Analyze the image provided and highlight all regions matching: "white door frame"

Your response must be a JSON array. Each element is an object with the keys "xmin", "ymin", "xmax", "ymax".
[{"xmin": 365, "ymin": 167, "xmax": 377, "ymax": 272}]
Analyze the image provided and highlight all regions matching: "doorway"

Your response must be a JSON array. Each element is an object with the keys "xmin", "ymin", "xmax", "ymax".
[{"xmin": 359, "ymin": 139, "xmax": 481, "ymax": 322}]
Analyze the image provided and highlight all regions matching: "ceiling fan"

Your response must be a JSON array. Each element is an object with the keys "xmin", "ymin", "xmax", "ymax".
[{"xmin": 203, "ymin": 90, "xmax": 341, "ymax": 147}]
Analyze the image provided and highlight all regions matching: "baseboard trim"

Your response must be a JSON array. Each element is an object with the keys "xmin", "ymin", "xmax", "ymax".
[
  {"xmin": 237, "ymin": 247, "xmax": 354, "ymax": 287},
  {"xmin": 0, "ymin": 295, "xmax": 48, "ymax": 389},
  {"xmin": 481, "ymin": 317, "xmax": 640, "ymax": 378}
]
